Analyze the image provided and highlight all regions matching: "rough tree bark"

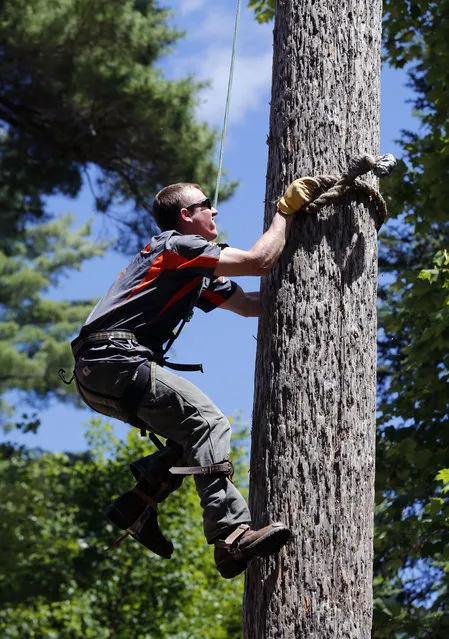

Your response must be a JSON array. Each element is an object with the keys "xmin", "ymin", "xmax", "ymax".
[{"xmin": 243, "ymin": 1, "xmax": 382, "ymax": 637}]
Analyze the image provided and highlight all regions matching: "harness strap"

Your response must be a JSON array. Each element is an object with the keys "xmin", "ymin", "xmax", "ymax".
[
  {"xmin": 104, "ymin": 531, "xmax": 130, "ymax": 553},
  {"xmin": 162, "ymin": 277, "xmax": 207, "ymax": 357},
  {"xmin": 163, "ymin": 361, "xmax": 204, "ymax": 372},
  {"xmin": 131, "ymin": 417, "xmax": 165, "ymax": 450},
  {"xmin": 119, "ymin": 362, "xmax": 165, "ymax": 449},
  {"xmin": 121, "ymin": 361, "xmax": 151, "ymax": 416}
]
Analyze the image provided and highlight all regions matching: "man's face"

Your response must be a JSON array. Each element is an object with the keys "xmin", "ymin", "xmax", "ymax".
[{"xmin": 181, "ymin": 188, "xmax": 218, "ymax": 241}]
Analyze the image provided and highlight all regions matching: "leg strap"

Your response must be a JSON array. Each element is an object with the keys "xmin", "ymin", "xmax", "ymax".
[
  {"xmin": 133, "ymin": 486, "xmax": 158, "ymax": 512},
  {"xmin": 127, "ymin": 504, "xmax": 153, "ymax": 536},
  {"xmin": 215, "ymin": 524, "xmax": 250, "ymax": 550},
  {"xmin": 169, "ymin": 459, "xmax": 234, "ymax": 478},
  {"xmin": 214, "ymin": 521, "xmax": 291, "ymax": 562}
]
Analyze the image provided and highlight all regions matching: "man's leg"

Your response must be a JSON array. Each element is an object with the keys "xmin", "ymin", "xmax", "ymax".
[
  {"xmin": 137, "ymin": 364, "xmax": 291, "ymax": 579},
  {"xmin": 137, "ymin": 363, "xmax": 252, "ymax": 542}
]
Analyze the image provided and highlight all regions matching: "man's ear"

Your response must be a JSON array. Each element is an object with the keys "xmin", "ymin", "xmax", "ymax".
[{"xmin": 179, "ymin": 207, "xmax": 192, "ymax": 224}]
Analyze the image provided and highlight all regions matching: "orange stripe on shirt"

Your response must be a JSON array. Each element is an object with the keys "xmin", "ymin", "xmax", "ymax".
[
  {"xmin": 126, "ymin": 250, "xmax": 218, "ymax": 300},
  {"xmin": 126, "ymin": 251, "xmax": 188, "ymax": 300},
  {"xmin": 201, "ymin": 289, "xmax": 227, "ymax": 308},
  {"xmin": 177, "ymin": 254, "xmax": 219, "ymax": 270},
  {"xmin": 158, "ymin": 276, "xmax": 203, "ymax": 315}
]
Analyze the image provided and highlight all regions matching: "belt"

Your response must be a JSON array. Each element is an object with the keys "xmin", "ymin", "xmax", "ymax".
[
  {"xmin": 71, "ymin": 330, "xmax": 203, "ymax": 372},
  {"xmin": 71, "ymin": 330, "xmax": 136, "ymax": 358}
]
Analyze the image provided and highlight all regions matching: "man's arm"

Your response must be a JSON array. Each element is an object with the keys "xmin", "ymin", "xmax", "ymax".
[
  {"xmin": 214, "ymin": 211, "xmax": 293, "ymax": 277},
  {"xmin": 214, "ymin": 176, "xmax": 319, "ymax": 278},
  {"xmin": 220, "ymin": 286, "xmax": 260, "ymax": 317}
]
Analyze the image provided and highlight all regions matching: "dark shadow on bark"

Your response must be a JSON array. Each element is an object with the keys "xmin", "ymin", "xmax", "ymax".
[{"xmin": 280, "ymin": 192, "xmax": 379, "ymax": 288}]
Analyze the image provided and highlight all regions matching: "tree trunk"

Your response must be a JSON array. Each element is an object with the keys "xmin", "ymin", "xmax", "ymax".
[{"xmin": 243, "ymin": 1, "xmax": 382, "ymax": 637}]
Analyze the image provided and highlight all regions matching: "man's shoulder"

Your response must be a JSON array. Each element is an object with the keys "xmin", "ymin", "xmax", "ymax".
[
  {"xmin": 145, "ymin": 231, "xmax": 222, "ymax": 259},
  {"xmin": 152, "ymin": 229, "xmax": 181, "ymax": 244},
  {"xmin": 142, "ymin": 230, "xmax": 180, "ymax": 254},
  {"xmin": 165, "ymin": 232, "xmax": 215, "ymax": 253}
]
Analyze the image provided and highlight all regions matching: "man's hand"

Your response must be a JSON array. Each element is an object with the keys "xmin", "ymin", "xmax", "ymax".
[{"xmin": 277, "ymin": 177, "xmax": 321, "ymax": 215}]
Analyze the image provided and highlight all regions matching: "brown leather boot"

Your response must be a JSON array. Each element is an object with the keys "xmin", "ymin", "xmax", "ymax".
[{"xmin": 214, "ymin": 522, "xmax": 292, "ymax": 579}]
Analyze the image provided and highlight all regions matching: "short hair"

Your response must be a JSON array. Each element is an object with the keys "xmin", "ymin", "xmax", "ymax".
[{"xmin": 152, "ymin": 182, "xmax": 201, "ymax": 231}]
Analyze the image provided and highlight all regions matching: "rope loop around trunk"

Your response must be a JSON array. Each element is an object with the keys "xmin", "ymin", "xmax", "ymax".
[{"xmin": 302, "ymin": 153, "xmax": 396, "ymax": 229}]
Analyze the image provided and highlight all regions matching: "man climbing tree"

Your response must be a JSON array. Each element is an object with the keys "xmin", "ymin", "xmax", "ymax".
[
  {"xmin": 71, "ymin": 179, "xmax": 322, "ymax": 577},
  {"xmin": 244, "ymin": 0, "xmax": 383, "ymax": 637}
]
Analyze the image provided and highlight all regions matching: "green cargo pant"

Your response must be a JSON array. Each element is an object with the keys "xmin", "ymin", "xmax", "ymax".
[{"xmin": 136, "ymin": 361, "xmax": 252, "ymax": 543}]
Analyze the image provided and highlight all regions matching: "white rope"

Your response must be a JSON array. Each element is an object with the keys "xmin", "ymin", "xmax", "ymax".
[{"xmin": 213, "ymin": 0, "xmax": 242, "ymax": 209}]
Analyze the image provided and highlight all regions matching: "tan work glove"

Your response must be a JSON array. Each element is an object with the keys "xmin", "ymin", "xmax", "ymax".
[{"xmin": 277, "ymin": 177, "xmax": 321, "ymax": 215}]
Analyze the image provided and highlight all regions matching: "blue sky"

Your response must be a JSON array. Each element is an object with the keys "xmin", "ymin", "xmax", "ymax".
[{"xmin": 4, "ymin": 1, "xmax": 418, "ymax": 452}]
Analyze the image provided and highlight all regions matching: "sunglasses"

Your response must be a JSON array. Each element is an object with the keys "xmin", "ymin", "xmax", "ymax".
[{"xmin": 185, "ymin": 197, "xmax": 212, "ymax": 211}]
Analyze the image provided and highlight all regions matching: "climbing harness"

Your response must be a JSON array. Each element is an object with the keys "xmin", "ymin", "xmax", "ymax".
[
  {"xmin": 70, "ymin": 274, "xmax": 208, "ymax": 447},
  {"xmin": 300, "ymin": 153, "xmax": 396, "ymax": 229},
  {"xmin": 213, "ymin": 0, "xmax": 242, "ymax": 208}
]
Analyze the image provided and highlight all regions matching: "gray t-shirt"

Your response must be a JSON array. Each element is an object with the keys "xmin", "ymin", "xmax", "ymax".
[{"xmin": 79, "ymin": 231, "xmax": 237, "ymax": 354}]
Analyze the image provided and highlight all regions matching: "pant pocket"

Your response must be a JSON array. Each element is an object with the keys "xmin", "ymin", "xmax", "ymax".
[
  {"xmin": 75, "ymin": 359, "xmax": 143, "ymax": 421},
  {"xmin": 75, "ymin": 359, "xmax": 140, "ymax": 398}
]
